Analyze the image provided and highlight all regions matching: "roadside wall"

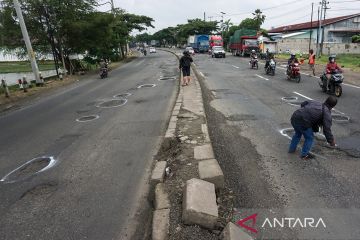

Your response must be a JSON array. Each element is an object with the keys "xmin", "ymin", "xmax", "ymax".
[{"xmin": 276, "ymin": 39, "xmax": 360, "ymax": 54}]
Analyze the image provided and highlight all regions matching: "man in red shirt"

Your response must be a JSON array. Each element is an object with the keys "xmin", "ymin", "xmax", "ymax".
[{"xmin": 325, "ymin": 56, "xmax": 342, "ymax": 91}]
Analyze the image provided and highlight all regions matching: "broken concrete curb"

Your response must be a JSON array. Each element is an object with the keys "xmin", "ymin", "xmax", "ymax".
[
  {"xmin": 182, "ymin": 178, "xmax": 218, "ymax": 229},
  {"xmin": 198, "ymin": 158, "xmax": 224, "ymax": 189},
  {"xmin": 194, "ymin": 144, "xmax": 215, "ymax": 160},
  {"xmin": 221, "ymin": 222, "xmax": 254, "ymax": 240}
]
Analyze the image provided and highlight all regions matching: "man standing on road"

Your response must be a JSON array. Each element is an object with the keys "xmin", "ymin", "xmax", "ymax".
[
  {"xmin": 179, "ymin": 50, "xmax": 193, "ymax": 86},
  {"xmin": 288, "ymin": 96, "xmax": 337, "ymax": 160}
]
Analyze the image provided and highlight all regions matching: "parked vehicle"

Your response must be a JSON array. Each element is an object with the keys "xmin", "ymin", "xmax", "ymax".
[
  {"xmin": 229, "ymin": 29, "xmax": 259, "ymax": 56},
  {"xmin": 194, "ymin": 35, "xmax": 210, "ymax": 53},
  {"xmin": 187, "ymin": 35, "xmax": 196, "ymax": 50},
  {"xmin": 100, "ymin": 67, "xmax": 108, "ymax": 79},
  {"xmin": 287, "ymin": 63, "xmax": 301, "ymax": 83},
  {"xmin": 265, "ymin": 59, "xmax": 276, "ymax": 75},
  {"xmin": 250, "ymin": 56, "xmax": 258, "ymax": 69},
  {"xmin": 185, "ymin": 47, "xmax": 195, "ymax": 55},
  {"xmin": 211, "ymin": 46, "xmax": 226, "ymax": 58},
  {"xmin": 319, "ymin": 71, "xmax": 343, "ymax": 97},
  {"xmin": 149, "ymin": 47, "xmax": 156, "ymax": 53}
]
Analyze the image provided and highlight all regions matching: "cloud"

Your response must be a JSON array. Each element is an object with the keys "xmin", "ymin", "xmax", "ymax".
[{"xmin": 108, "ymin": 0, "xmax": 360, "ymax": 33}]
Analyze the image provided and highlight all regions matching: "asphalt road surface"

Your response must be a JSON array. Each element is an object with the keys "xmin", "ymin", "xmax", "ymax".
[
  {"xmin": 193, "ymin": 53, "xmax": 360, "ymax": 239},
  {"xmin": 0, "ymin": 51, "xmax": 178, "ymax": 240}
]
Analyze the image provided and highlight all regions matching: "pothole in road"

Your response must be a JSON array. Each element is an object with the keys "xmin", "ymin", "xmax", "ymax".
[
  {"xmin": 226, "ymin": 114, "xmax": 257, "ymax": 121},
  {"xmin": 76, "ymin": 115, "xmax": 99, "ymax": 122},
  {"xmin": 332, "ymin": 114, "xmax": 350, "ymax": 122},
  {"xmin": 1, "ymin": 156, "xmax": 57, "ymax": 183},
  {"xmin": 20, "ymin": 182, "xmax": 58, "ymax": 199},
  {"xmin": 159, "ymin": 77, "xmax": 176, "ymax": 81},
  {"xmin": 96, "ymin": 99, "xmax": 127, "ymax": 108},
  {"xmin": 282, "ymin": 96, "xmax": 298, "ymax": 102},
  {"xmin": 113, "ymin": 93, "xmax": 132, "ymax": 98},
  {"xmin": 137, "ymin": 84, "xmax": 156, "ymax": 89}
]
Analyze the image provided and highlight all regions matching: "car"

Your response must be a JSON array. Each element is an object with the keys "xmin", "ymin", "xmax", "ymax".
[
  {"xmin": 185, "ymin": 47, "xmax": 195, "ymax": 55},
  {"xmin": 149, "ymin": 47, "xmax": 156, "ymax": 53},
  {"xmin": 211, "ymin": 46, "xmax": 226, "ymax": 58}
]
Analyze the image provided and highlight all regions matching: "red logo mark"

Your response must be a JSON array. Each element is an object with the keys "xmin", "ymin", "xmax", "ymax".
[{"xmin": 236, "ymin": 213, "xmax": 258, "ymax": 233}]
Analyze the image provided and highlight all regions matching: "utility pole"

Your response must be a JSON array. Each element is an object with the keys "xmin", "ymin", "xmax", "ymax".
[
  {"xmin": 316, "ymin": 0, "xmax": 324, "ymax": 57},
  {"xmin": 309, "ymin": 3, "xmax": 314, "ymax": 52},
  {"xmin": 13, "ymin": 0, "xmax": 42, "ymax": 84},
  {"xmin": 204, "ymin": 12, "xmax": 206, "ymax": 21},
  {"xmin": 110, "ymin": 0, "xmax": 115, "ymax": 14},
  {"xmin": 320, "ymin": 1, "xmax": 330, "ymax": 55},
  {"xmin": 208, "ymin": 16, "xmax": 213, "ymax": 21}
]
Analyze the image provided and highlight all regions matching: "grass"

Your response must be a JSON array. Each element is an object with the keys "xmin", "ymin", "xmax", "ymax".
[
  {"xmin": 0, "ymin": 61, "xmax": 56, "ymax": 73},
  {"xmin": 275, "ymin": 53, "xmax": 360, "ymax": 71}
]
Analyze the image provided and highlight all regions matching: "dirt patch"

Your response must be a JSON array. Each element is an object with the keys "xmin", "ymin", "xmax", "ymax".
[{"xmin": 20, "ymin": 182, "xmax": 58, "ymax": 200}]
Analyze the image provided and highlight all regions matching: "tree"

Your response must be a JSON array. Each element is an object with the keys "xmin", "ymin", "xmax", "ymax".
[
  {"xmin": 176, "ymin": 19, "xmax": 218, "ymax": 44},
  {"xmin": 352, "ymin": 34, "xmax": 360, "ymax": 43},
  {"xmin": 239, "ymin": 18, "xmax": 259, "ymax": 30},
  {"xmin": 0, "ymin": 0, "xmax": 154, "ymax": 71},
  {"xmin": 252, "ymin": 9, "xmax": 266, "ymax": 31}
]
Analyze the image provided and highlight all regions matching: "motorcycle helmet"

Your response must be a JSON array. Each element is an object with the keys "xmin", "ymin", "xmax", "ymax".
[
  {"xmin": 290, "ymin": 53, "xmax": 295, "ymax": 58},
  {"xmin": 329, "ymin": 54, "xmax": 336, "ymax": 62},
  {"xmin": 251, "ymin": 49, "xmax": 256, "ymax": 53},
  {"xmin": 183, "ymin": 50, "xmax": 189, "ymax": 55}
]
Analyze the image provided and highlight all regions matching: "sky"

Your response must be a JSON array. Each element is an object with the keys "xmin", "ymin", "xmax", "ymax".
[{"xmin": 100, "ymin": 0, "xmax": 360, "ymax": 34}]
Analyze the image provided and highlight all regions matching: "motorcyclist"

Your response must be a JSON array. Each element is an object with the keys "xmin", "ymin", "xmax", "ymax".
[
  {"xmin": 143, "ymin": 48, "xmax": 147, "ymax": 55},
  {"xmin": 287, "ymin": 53, "xmax": 299, "ymax": 75},
  {"xmin": 250, "ymin": 49, "xmax": 257, "ymax": 60},
  {"xmin": 265, "ymin": 51, "xmax": 275, "ymax": 69},
  {"xmin": 325, "ymin": 56, "xmax": 342, "ymax": 91}
]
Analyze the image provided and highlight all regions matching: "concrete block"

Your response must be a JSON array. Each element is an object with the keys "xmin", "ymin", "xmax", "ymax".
[
  {"xmin": 152, "ymin": 209, "xmax": 170, "ymax": 240},
  {"xmin": 165, "ymin": 128, "xmax": 175, "ymax": 138},
  {"xmin": 194, "ymin": 144, "xmax": 215, "ymax": 160},
  {"xmin": 172, "ymin": 109, "xmax": 180, "ymax": 116},
  {"xmin": 201, "ymin": 124, "xmax": 210, "ymax": 142},
  {"xmin": 151, "ymin": 161, "xmax": 167, "ymax": 185},
  {"xmin": 198, "ymin": 159, "xmax": 224, "ymax": 189},
  {"xmin": 182, "ymin": 178, "xmax": 218, "ymax": 229},
  {"xmin": 155, "ymin": 183, "xmax": 170, "ymax": 210},
  {"xmin": 168, "ymin": 121, "xmax": 176, "ymax": 130},
  {"xmin": 221, "ymin": 222, "xmax": 254, "ymax": 240},
  {"xmin": 170, "ymin": 116, "xmax": 177, "ymax": 123}
]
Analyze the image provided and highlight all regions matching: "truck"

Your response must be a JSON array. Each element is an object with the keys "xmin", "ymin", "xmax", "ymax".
[
  {"xmin": 229, "ymin": 29, "xmax": 259, "ymax": 56},
  {"xmin": 150, "ymin": 40, "xmax": 160, "ymax": 47},
  {"xmin": 209, "ymin": 35, "xmax": 223, "ymax": 49},
  {"xmin": 194, "ymin": 35, "xmax": 209, "ymax": 53},
  {"xmin": 187, "ymin": 35, "xmax": 196, "ymax": 49}
]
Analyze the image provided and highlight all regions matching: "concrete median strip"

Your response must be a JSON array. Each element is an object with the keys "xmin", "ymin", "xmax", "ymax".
[
  {"xmin": 151, "ymin": 161, "xmax": 167, "ymax": 186},
  {"xmin": 155, "ymin": 183, "xmax": 170, "ymax": 210},
  {"xmin": 182, "ymin": 178, "xmax": 218, "ymax": 229}
]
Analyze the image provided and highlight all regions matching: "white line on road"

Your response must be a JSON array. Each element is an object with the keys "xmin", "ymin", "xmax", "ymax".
[
  {"xmin": 293, "ymin": 91, "xmax": 345, "ymax": 115},
  {"xmin": 255, "ymin": 74, "xmax": 269, "ymax": 81},
  {"xmin": 231, "ymin": 65, "xmax": 239, "ymax": 69},
  {"xmin": 343, "ymin": 83, "xmax": 360, "ymax": 89},
  {"xmin": 293, "ymin": 91, "xmax": 313, "ymax": 100}
]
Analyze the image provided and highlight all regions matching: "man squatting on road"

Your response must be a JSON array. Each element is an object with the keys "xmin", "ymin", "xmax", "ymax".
[
  {"xmin": 288, "ymin": 96, "xmax": 337, "ymax": 160},
  {"xmin": 179, "ymin": 50, "xmax": 193, "ymax": 86}
]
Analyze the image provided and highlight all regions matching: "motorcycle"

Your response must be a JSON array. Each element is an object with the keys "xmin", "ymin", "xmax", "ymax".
[
  {"xmin": 100, "ymin": 67, "xmax": 108, "ymax": 79},
  {"xmin": 319, "ymin": 71, "xmax": 343, "ymax": 97},
  {"xmin": 287, "ymin": 63, "xmax": 301, "ymax": 83},
  {"xmin": 250, "ymin": 56, "xmax": 258, "ymax": 69},
  {"xmin": 265, "ymin": 59, "xmax": 276, "ymax": 76},
  {"xmin": 143, "ymin": 49, "xmax": 147, "ymax": 56}
]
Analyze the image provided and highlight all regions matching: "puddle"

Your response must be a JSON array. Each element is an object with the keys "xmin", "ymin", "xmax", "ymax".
[
  {"xmin": 1, "ymin": 156, "xmax": 57, "ymax": 183},
  {"xmin": 76, "ymin": 115, "xmax": 99, "ymax": 122},
  {"xmin": 137, "ymin": 84, "xmax": 156, "ymax": 88},
  {"xmin": 159, "ymin": 77, "xmax": 176, "ymax": 81},
  {"xmin": 96, "ymin": 99, "xmax": 127, "ymax": 108},
  {"xmin": 113, "ymin": 93, "xmax": 132, "ymax": 98},
  {"xmin": 332, "ymin": 114, "xmax": 350, "ymax": 123}
]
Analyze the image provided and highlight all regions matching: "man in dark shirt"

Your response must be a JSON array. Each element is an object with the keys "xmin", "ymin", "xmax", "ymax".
[
  {"xmin": 288, "ymin": 96, "xmax": 337, "ymax": 160},
  {"xmin": 179, "ymin": 50, "xmax": 193, "ymax": 86}
]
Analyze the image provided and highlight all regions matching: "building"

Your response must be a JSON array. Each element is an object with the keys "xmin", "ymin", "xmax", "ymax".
[{"xmin": 268, "ymin": 13, "xmax": 360, "ymax": 54}]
